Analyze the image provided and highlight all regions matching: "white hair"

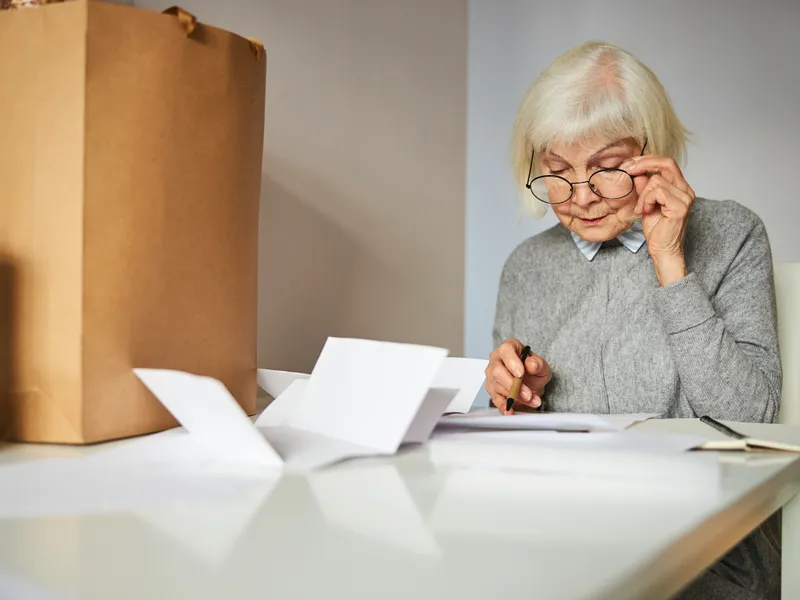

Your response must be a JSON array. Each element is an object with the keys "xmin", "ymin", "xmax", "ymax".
[{"xmin": 510, "ymin": 41, "xmax": 689, "ymax": 218}]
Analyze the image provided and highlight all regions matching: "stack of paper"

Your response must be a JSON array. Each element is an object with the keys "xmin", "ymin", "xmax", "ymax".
[
  {"xmin": 426, "ymin": 430, "xmax": 711, "ymax": 479},
  {"xmin": 121, "ymin": 338, "xmax": 489, "ymax": 472},
  {"xmin": 436, "ymin": 409, "xmax": 657, "ymax": 433}
]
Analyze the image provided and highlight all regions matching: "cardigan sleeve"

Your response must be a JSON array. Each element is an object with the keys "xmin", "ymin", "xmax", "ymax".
[{"xmin": 651, "ymin": 219, "xmax": 782, "ymax": 422}]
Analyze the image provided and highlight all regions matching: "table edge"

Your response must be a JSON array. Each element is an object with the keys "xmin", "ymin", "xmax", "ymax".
[{"xmin": 595, "ymin": 454, "xmax": 800, "ymax": 600}]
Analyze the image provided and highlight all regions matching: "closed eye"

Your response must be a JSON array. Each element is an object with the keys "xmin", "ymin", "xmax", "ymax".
[{"xmin": 549, "ymin": 170, "xmax": 567, "ymax": 176}]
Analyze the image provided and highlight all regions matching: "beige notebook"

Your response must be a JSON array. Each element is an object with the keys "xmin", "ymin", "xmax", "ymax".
[{"xmin": 697, "ymin": 416, "xmax": 800, "ymax": 453}]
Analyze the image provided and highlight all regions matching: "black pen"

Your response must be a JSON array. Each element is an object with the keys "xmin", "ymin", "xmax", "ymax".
[
  {"xmin": 505, "ymin": 345, "xmax": 532, "ymax": 412},
  {"xmin": 699, "ymin": 415, "xmax": 747, "ymax": 440}
]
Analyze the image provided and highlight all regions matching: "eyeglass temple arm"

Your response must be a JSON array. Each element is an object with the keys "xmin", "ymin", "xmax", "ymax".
[{"xmin": 525, "ymin": 146, "xmax": 535, "ymax": 188}]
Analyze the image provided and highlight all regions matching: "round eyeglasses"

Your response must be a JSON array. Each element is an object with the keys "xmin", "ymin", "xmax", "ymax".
[{"xmin": 525, "ymin": 139, "xmax": 647, "ymax": 205}]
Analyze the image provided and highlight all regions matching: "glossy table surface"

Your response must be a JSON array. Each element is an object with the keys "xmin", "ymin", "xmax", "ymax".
[{"xmin": 0, "ymin": 419, "xmax": 798, "ymax": 600}]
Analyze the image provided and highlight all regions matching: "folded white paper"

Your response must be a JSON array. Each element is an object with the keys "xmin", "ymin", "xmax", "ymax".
[
  {"xmin": 130, "ymin": 338, "xmax": 459, "ymax": 472},
  {"xmin": 436, "ymin": 410, "xmax": 657, "ymax": 433},
  {"xmin": 284, "ymin": 338, "xmax": 447, "ymax": 452},
  {"xmin": 432, "ymin": 357, "xmax": 489, "ymax": 413},
  {"xmin": 256, "ymin": 379, "xmax": 307, "ymax": 428},
  {"xmin": 255, "ymin": 356, "xmax": 487, "ymax": 428},
  {"xmin": 256, "ymin": 369, "xmax": 309, "ymax": 399},
  {"xmin": 134, "ymin": 369, "xmax": 284, "ymax": 467}
]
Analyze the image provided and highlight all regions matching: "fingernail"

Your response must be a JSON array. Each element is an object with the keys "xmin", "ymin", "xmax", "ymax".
[
  {"xmin": 532, "ymin": 394, "xmax": 541, "ymax": 408},
  {"xmin": 515, "ymin": 366, "xmax": 524, "ymax": 378},
  {"xmin": 521, "ymin": 387, "xmax": 531, "ymax": 401}
]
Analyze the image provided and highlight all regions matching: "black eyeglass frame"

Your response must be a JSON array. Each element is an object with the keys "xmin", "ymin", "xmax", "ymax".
[{"xmin": 525, "ymin": 138, "xmax": 648, "ymax": 205}]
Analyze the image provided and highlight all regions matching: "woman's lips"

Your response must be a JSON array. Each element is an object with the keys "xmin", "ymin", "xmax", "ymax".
[{"xmin": 578, "ymin": 215, "xmax": 607, "ymax": 226}]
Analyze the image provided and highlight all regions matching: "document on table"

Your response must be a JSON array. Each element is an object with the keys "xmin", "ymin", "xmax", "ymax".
[
  {"xmin": 255, "ymin": 356, "xmax": 487, "ymax": 419},
  {"xmin": 84, "ymin": 337, "xmax": 487, "ymax": 473},
  {"xmin": 436, "ymin": 409, "xmax": 657, "ymax": 433},
  {"xmin": 430, "ymin": 429, "xmax": 706, "ymax": 452},
  {"xmin": 426, "ymin": 430, "xmax": 718, "ymax": 484}
]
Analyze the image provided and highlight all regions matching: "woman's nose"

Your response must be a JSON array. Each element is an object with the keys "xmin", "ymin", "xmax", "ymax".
[{"xmin": 571, "ymin": 180, "xmax": 601, "ymax": 206}]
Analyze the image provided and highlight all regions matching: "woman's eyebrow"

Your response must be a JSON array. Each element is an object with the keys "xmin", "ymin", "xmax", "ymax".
[
  {"xmin": 586, "ymin": 141, "xmax": 628, "ymax": 163},
  {"xmin": 543, "ymin": 153, "xmax": 569, "ymax": 164},
  {"xmin": 545, "ymin": 141, "xmax": 630, "ymax": 166}
]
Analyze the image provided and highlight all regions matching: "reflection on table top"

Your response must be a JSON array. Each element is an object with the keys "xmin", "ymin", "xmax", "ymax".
[{"xmin": 0, "ymin": 419, "xmax": 797, "ymax": 600}]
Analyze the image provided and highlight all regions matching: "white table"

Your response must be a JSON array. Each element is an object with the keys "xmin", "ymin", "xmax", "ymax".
[{"xmin": 0, "ymin": 419, "xmax": 797, "ymax": 600}]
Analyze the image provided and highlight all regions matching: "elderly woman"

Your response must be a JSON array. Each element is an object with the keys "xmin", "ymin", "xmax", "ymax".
[{"xmin": 485, "ymin": 42, "xmax": 781, "ymax": 599}]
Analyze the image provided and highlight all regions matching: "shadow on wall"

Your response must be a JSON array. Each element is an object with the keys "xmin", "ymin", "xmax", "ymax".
[{"xmin": 258, "ymin": 171, "xmax": 360, "ymax": 373}]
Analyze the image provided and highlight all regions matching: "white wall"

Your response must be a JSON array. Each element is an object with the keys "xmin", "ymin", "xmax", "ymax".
[
  {"xmin": 135, "ymin": 0, "xmax": 467, "ymax": 372},
  {"xmin": 466, "ymin": 0, "xmax": 800, "ymax": 378}
]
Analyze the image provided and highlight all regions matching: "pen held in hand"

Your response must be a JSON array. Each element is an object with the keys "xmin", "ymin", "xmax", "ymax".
[{"xmin": 505, "ymin": 345, "xmax": 532, "ymax": 412}]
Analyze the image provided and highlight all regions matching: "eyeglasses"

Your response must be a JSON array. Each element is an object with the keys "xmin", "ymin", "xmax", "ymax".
[{"xmin": 525, "ymin": 139, "xmax": 648, "ymax": 205}]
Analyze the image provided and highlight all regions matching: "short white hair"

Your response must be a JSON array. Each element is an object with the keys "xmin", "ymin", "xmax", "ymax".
[{"xmin": 510, "ymin": 41, "xmax": 689, "ymax": 218}]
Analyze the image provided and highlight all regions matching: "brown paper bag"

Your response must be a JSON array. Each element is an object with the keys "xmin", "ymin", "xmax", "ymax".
[{"xmin": 0, "ymin": 1, "xmax": 266, "ymax": 443}]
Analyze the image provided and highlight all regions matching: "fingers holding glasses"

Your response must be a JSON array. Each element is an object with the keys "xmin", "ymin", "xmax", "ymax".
[{"xmin": 625, "ymin": 155, "xmax": 695, "ymax": 199}]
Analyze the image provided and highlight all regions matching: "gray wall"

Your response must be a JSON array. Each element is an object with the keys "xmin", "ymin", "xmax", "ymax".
[
  {"xmin": 466, "ymin": 0, "xmax": 800, "ymax": 381},
  {"xmin": 135, "ymin": 0, "xmax": 467, "ymax": 372}
]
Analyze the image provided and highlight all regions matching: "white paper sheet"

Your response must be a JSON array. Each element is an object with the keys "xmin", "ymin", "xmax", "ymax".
[
  {"xmin": 430, "ymin": 429, "xmax": 705, "ymax": 452},
  {"xmin": 259, "ymin": 426, "xmax": 380, "ymax": 472},
  {"xmin": 257, "ymin": 385, "xmax": 459, "ymax": 468},
  {"xmin": 135, "ymin": 369, "xmax": 284, "ymax": 468},
  {"xmin": 255, "ymin": 379, "xmax": 308, "ymax": 428},
  {"xmin": 256, "ymin": 368, "xmax": 309, "ymax": 398},
  {"xmin": 426, "ymin": 430, "xmax": 715, "ymax": 484},
  {"xmin": 432, "ymin": 357, "xmax": 489, "ymax": 413},
  {"xmin": 286, "ymin": 338, "xmax": 449, "ymax": 453},
  {"xmin": 255, "ymin": 356, "xmax": 486, "ymax": 426},
  {"xmin": 84, "ymin": 427, "xmax": 223, "ymax": 464},
  {"xmin": 402, "ymin": 388, "xmax": 459, "ymax": 444},
  {"xmin": 117, "ymin": 339, "xmax": 455, "ymax": 472},
  {"xmin": 436, "ymin": 409, "xmax": 657, "ymax": 433}
]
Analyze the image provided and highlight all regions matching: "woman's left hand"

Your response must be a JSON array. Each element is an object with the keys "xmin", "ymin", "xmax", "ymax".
[{"xmin": 624, "ymin": 155, "xmax": 696, "ymax": 286}]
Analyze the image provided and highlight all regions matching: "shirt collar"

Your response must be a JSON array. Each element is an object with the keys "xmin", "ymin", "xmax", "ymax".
[{"xmin": 570, "ymin": 220, "xmax": 646, "ymax": 261}]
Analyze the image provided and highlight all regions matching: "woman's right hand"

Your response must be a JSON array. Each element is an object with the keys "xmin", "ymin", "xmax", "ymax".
[{"xmin": 485, "ymin": 338, "xmax": 551, "ymax": 414}]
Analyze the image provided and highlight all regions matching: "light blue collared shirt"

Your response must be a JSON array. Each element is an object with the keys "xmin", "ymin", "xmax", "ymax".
[{"xmin": 570, "ymin": 220, "xmax": 646, "ymax": 261}]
